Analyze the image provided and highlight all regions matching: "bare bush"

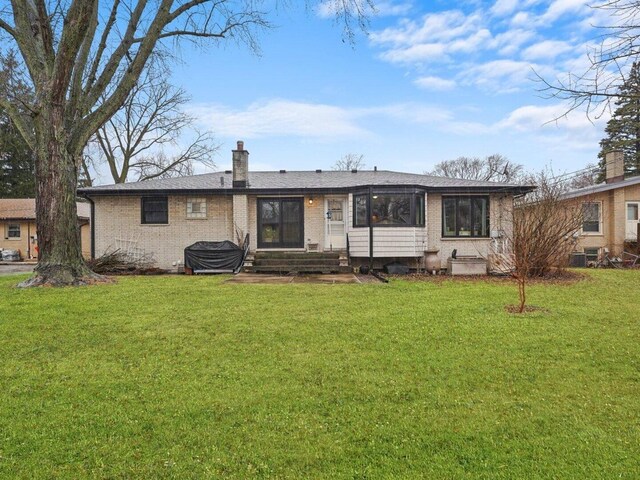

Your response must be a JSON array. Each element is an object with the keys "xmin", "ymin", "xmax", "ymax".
[
  {"xmin": 493, "ymin": 170, "xmax": 585, "ymax": 312},
  {"xmin": 87, "ymin": 250, "xmax": 160, "ymax": 275}
]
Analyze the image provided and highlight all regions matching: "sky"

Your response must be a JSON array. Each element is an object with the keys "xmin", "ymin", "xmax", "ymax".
[{"xmin": 160, "ymin": 0, "xmax": 612, "ymax": 178}]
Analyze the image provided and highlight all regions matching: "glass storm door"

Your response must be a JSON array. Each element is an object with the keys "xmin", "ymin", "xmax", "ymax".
[
  {"xmin": 627, "ymin": 202, "xmax": 639, "ymax": 240},
  {"xmin": 258, "ymin": 198, "xmax": 304, "ymax": 248},
  {"xmin": 325, "ymin": 198, "xmax": 346, "ymax": 250}
]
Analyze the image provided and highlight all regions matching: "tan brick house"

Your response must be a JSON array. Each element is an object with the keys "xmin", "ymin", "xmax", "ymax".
[
  {"xmin": 561, "ymin": 151, "xmax": 640, "ymax": 264},
  {"xmin": 79, "ymin": 142, "xmax": 533, "ymax": 272},
  {"xmin": 0, "ymin": 198, "xmax": 91, "ymax": 260}
]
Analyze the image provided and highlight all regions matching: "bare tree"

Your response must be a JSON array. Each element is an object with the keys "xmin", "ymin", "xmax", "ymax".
[
  {"xmin": 0, "ymin": 1, "xmax": 373, "ymax": 287},
  {"xmin": 333, "ymin": 153, "xmax": 365, "ymax": 171},
  {"xmin": 492, "ymin": 170, "xmax": 585, "ymax": 313},
  {"xmin": 568, "ymin": 164, "xmax": 599, "ymax": 189},
  {"xmin": 427, "ymin": 154, "xmax": 524, "ymax": 183},
  {"xmin": 538, "ymin": 1, "xmax": 640, "ymax": 118},
  {"xmin": 87, "ymin": 64, "xmax": 217, "ymax": 184}
]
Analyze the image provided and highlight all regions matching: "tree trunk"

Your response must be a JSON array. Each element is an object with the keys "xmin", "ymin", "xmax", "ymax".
[{"xmin": 18, "ymin": 109, "xmax": 104, "ymax": 287}]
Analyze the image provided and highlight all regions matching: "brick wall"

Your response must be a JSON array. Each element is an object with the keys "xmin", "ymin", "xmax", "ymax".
[
  {"xmin": 574, "ymin": 183, "xmax": 640, "ymax": 255},
  {"xmin": 427, "ymin": 193, "xmax": 511, "ymax": 268},
  {"xmin": 93, "ymin": 195, "xmax": 233, "ymax": 269}
]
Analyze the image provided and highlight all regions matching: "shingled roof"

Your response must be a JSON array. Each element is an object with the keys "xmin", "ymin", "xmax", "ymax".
[
  {"xmin": 0, "ymin": 198, "xmax": 91, "ymax": 220},
  {"xmin": 79, "ymin": 170, "xmax": 533, "ymax": 196}
]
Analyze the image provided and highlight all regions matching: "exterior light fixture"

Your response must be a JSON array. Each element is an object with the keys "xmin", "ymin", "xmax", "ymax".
[{"xmin": 308, "ymin": 197, "xmax": 314, "ymax": 205}]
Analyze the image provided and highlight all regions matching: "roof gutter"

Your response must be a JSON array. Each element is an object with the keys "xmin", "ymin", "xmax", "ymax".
[{"xmin": 77, "ymin": 184, "xmax": 536, "ymax": 197}]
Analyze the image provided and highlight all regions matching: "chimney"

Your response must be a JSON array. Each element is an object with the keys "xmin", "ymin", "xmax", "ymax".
[
  {"xmin": 605, "ymin": 150, "xmax": 624, "ymax": 184},
  {"xmin": 232, "ymin": 140, "xmax": 248, "ymax": 188}
]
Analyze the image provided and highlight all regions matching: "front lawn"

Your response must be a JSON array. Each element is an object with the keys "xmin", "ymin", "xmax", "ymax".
[{"xmin": 0, "ymin": 270, "xmax": 638, "ymax": 478}]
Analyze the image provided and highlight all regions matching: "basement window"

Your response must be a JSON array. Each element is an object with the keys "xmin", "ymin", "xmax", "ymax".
[
  {"xmin": 187, "ymin": 198, "xmax": 207, "ymax": 219},
  {"xmin": 141, "ymin": 196, "xmax": 168, "ymax": 224},
  {"xmin": 584, "ymin": 247, "xmax": 600, "ymax": 264}
]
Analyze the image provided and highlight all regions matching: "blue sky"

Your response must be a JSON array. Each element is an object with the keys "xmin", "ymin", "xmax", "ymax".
[{"xmin": 168, "ymin": 0, "xmax": 610, "ymax": 176}]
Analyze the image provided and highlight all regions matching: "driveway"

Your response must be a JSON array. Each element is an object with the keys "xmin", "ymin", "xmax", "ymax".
[{"xmin": 0, "ymin": 263, "xmax": 35, "ymax": 276}]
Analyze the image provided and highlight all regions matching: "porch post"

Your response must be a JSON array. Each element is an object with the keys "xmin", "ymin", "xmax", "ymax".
[{"xmin": 369, "ymin": 186, "xmax": 374, "ymax": 270}]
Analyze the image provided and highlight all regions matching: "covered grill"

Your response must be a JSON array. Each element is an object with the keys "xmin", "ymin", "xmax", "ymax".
[{"xmin": 184, "ymin": 235, "xmax": 249, "ymax": 274}]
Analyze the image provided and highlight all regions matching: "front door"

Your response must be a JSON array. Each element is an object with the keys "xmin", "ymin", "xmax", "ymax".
[
  {"xmin": 258, "ymin": 198, "xmax": 304, "ymax": 248},
  {"xmin": 325, "ymin": 197, "xmax": 346, "ymax": 250},
  {"xmin": 627, "ymin": 202, "xmax": 639, "ymax": 240}
]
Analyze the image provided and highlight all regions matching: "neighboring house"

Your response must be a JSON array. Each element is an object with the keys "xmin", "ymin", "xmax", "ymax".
[
  {"xmin": 0, "ymin": 198, "xmax": 91, "ymax": 260},
  {"xmin": 561, "ymin": 150, "xmax": 640, "ymax": 263},
  {"xmin": 79, "ymin": 141, "xmax": 533, "ymax": 271}
]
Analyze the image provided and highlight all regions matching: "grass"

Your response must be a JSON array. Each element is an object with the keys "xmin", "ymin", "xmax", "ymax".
[{"xmin": 0, "ymin": 270, "xmax": 639, "ymax": 479}]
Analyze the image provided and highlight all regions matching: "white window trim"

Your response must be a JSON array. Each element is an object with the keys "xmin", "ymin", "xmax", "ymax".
[
  {"xmin": 581, "ymin": 201, "xmax": 603, "ymax": 236},
  {"xmin": 626, "ymin": 201, "xmax": 640, "ymax": 221},
  {"xmin": 5, "ymin": 223, "xmax": 21, "ymax": 240}
]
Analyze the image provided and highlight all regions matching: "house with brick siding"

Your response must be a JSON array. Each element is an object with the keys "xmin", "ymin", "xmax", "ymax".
[
  {"xmin": 79, "ymin": 141, "xmax": 533, "ymax": 272},
  {"xmin": 561, "ymin": 150, "xmax": 640, "ymax": 264},
  {"xmin": 0, "ymin": 198, "xmax": 91, "ymax": 261}
]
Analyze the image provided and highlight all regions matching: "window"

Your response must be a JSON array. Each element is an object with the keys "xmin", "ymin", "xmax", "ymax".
[
  {"xmin": 442, "ymin": 196, "xmax": 490, "ymax": 238},
  {"xmin": 141, "ymin": 196, "xmax": 168, "ymax": 224},
  {"xmin": 187, "ymin": 197, "xmax": 207, "ymax": 219},
  {"xmin": 257, "ymin": 198, "xmax": 304, "ymax": 248},
  {"xmin": 582, "ymin": 202, "xmax": 601, "ymax": 233},
  {"xmin": 628, "ymin": 203, "xmax": 639, "ymax": 221},
  {"xmin": 353, "ymin": 192, "xmax": 425, "ymax": 227},
  {"xmin": 6, "ymin": 224, "xmax": 20, "ymax": 239},
  {"xmin": 372, "ymin": 194, "xmax": 411, "ymax": 225},
  {"xmin": 584, "ymin": 248, "xmax": 600, "ymax": 264},
  {"xmin": 354, "ymin": 194, "xmax": 368, "ymax": 227}
]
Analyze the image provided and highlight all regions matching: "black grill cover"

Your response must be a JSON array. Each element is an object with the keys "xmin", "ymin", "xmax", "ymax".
[{"xmin": 184, "ymin": 240, "xmax": 244, "ymax": 272}]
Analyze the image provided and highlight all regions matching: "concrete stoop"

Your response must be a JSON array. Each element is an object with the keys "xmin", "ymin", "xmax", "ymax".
[{"xmin": 244, "ymin": 251, "xmax": 351, "ymax": 274}]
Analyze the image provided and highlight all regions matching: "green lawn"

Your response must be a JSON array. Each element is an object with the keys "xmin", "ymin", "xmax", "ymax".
[{"xmin": 0, "ymin": 270, "xmax": 638, "ymax": 479}]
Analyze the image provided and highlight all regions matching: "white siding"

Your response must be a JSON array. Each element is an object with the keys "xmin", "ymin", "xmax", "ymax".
[{"xmin": 346, "ymin": 193, "xmax": 428, "ymax": 258}]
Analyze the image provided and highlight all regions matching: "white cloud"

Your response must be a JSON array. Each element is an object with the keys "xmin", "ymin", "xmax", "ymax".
[
  {"xmin": 521, "ymin": 40, "xmax": 574, "ymax": 61},
  {"xmin": 188, "ymin": 100, "xmax": 369, "ymax": 139},
  {"xmin": 460, "ymin": 60, "xmax": 542, "ymax": 93},
  {"xmin": 491, "ymin": 28, "xmax": 537, "ymax": 56},
  {"xmin": 370, "ymin": 10, "xmax": 482, "ymax": 47},
  {"xmin": 542, "ymin": 0, "xmax": 589, "ymax": 23},
  {"xmin": 374, "ymin": 1, "xmax": 413, "ymax": 16},
  {"xmin": 414, "ymin": 75, "xmax": 456, "ymax": 91},
  {"xmin": 496, "ymin": 104, "xmax": 609, "ymax": 132},
  {"xmin": 490, "ymin": 0, "xmax": 520, "ymax": 17},
  {"xmin": 189, "ymin": 100, "xmax": 454, "ymax": 140},
  {"xmin": 379, "ymin": 43, "xmax": 448, "ymax": 63}
]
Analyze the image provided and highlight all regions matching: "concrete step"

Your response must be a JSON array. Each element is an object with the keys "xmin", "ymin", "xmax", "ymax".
[
  {"xmin": 246, "ymin": 265, "xmax": 353, "ymax": 274},
  {"xmin": 254, "ymin": 252, "xmax": 340, "ymax": 260},
  {"xmin": 254, "ymin": 258, "xmax": 341, "ymax": 266}
]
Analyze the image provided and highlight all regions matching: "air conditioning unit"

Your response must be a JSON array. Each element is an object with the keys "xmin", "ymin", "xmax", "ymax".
[{"xmin": 569, "ymin": 252, "xmax": 587, "ymax": 268}]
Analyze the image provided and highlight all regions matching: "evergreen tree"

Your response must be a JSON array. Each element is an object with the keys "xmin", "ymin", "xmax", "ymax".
[
  {"xmin": 0, "ymin": 107, "xmax": 35, "ymax": 198},
  {"xmin": 598, "ymin": 61, "xmax": 640, "ymax": 181}
]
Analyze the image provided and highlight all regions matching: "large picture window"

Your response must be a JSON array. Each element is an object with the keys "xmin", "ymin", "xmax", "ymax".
[
  {"xmin": 442, "ymin": 196, "xmax": 489, "ymax": 237},
  {"xmin": 353, "ymin": 192, "xmax": 425, "ymax": 227},
  {"xmin": 582, "ymin": 202, "xmax": 601, "ymax": 233},
  {"xmin": 141, "ymin": 196, "xmax": 168, "ymax": 224}
]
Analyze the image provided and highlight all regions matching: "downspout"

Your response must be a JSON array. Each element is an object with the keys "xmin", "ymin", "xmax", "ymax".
[
  {"xmin": 27, "ymin": 222, "xmax": 31, "ymax": 260},
  {"xmin": 368, "ymin": 185, "xmax": 374, "ymax": 271},
  {"xmin": 82, "ymin": 194, "xmax": 96, "ymax": 260}
]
